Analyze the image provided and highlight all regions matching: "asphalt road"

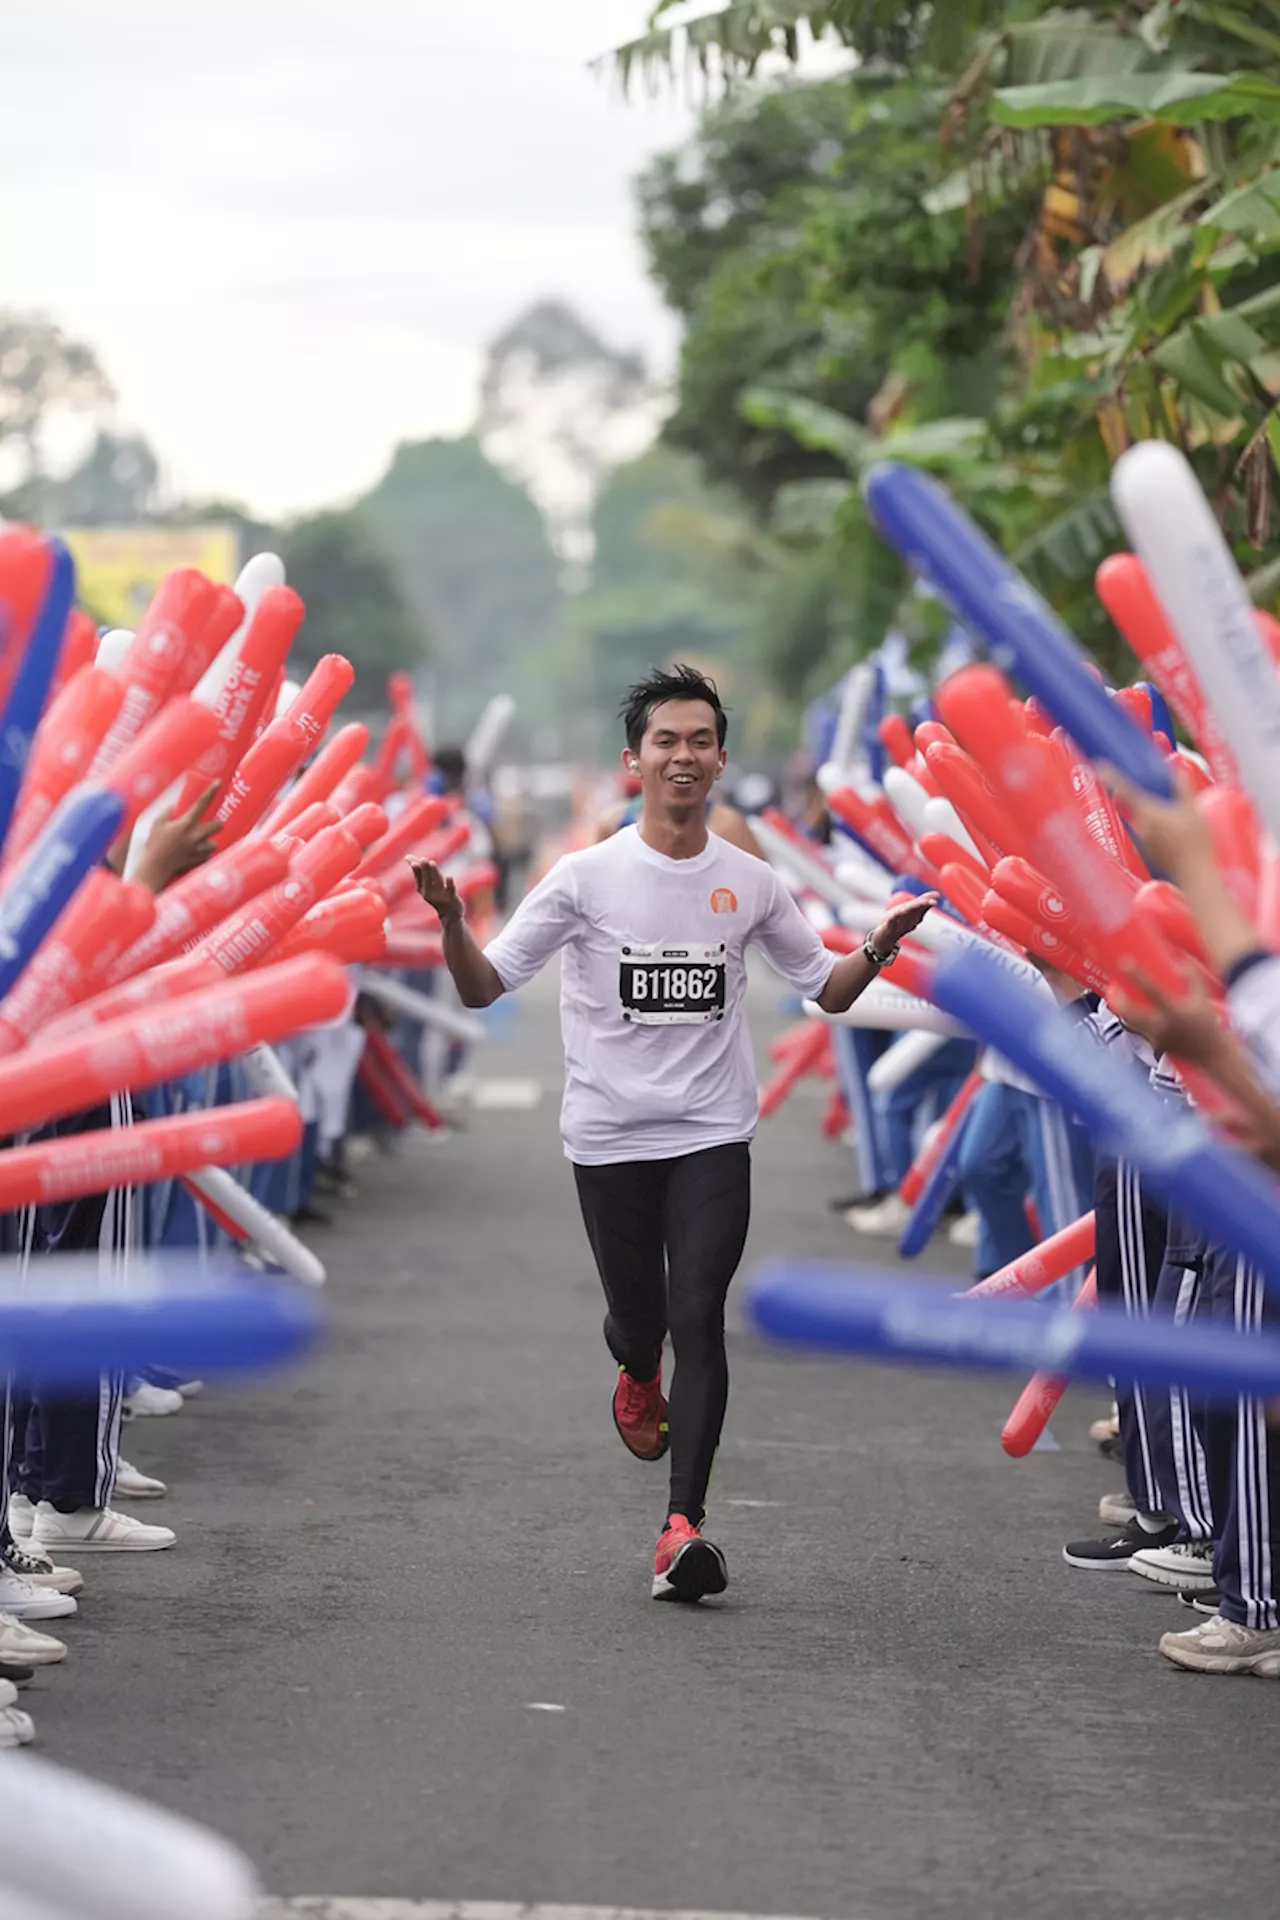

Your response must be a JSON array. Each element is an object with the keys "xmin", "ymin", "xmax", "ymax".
[{"xmin": 28, "ymin": 967, "xmax": 1276, "ymax": 1919}]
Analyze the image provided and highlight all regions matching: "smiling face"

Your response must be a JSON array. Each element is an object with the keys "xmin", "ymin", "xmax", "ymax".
[{"xmin": 625, "ymin": 697, "xmax": 726, "ymax": 819}]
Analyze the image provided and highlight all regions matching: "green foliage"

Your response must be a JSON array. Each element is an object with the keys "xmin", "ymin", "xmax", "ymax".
[
  {"xmin": 277, "ymin": 508, "xmax": 430, "ymax": 711},
  {"xmin": 358, "ymin": 435, "xmax": 563, "ymax": 737}
]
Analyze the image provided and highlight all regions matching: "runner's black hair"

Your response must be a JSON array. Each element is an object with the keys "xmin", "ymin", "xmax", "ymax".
[{"xmin": 620, "ymin": 664, "xmax": 728, "ymax": 752}]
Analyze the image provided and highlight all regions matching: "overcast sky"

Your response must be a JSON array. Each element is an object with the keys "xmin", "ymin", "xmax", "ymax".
[{"xmin": 1, "ymin": 1, "xmax": 701, "ymax": 518}]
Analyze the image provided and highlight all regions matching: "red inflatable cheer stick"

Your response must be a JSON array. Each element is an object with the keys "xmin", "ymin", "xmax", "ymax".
[
  {"xmin": 1096, "ymin": 554, "xmax": 1238, "ymax": 785},
  {"xmin": 98, "ymin": 697, "xmax": 222, "ymax": 839},
  {"xmin": 88, "ymin": 570, "xmax": 220, "ymax": 774},
  {"xmin": 342, "ymin": 802, "xmax": 389, "ymax": 849},
  {"xmin": 107, "ymin": 839, "xmax": 290, "ymax": 982},
  {"xmin": 0, "ymin": 871, "xmax": 155, "ymax": 1056},
  {"xmin": 1052, "ymin": 729, "xmax": 1146, "ymax": 879},
  {"xmin": 268, "ymin": 888, "xmax": 388, "ymax": 967},
  {"xmin": 329, "ymin": 763, "xmax": 381, "ymax": 816},
  {"xmin": 271, "ymin": 803, "xmax": 339, "ymax": 850},
  {"xmin": 919, "ymin": 831, "xmax": 987, "ymax": 894},
  {"xmin": 40, "ymin": 953, "xmax": 226, "ymax": 1047},
  {"xmin": 0, "ymin": 954, "xmax": 347, "ymax": 1137},
  {"xmin": 0, "ymin": 527, "xmax": 53, "ymax": 708},
  {"xmin": 964, "ymin": 1214, "xmax": 1097, "ymax": 1301},
  {"xmin": 1001, "ymin": 1268, "xmax": 1098, "ymax": 1457},
  {"xmin": 199, "ymin": 826, "xmax": 362, "ymax": 974},
  {"xmin": 899, "ymin": 1071, "xmax": 984, "ymax": 1207},
  {"xmin": 355, "ymin": 795, "xmax": 452, "ymax": 882},
  {"xmin": 171, "ymin": 584, "xmax": 245, "ymax": 697},
  {"xmin": 922, "ymin": 742, "xmax": 1018, "ymax": 867},
  {"xmin": 978, "ymin": 889, "xmax": 1109, "ymax": 994},
  {"xmin": 380, "ymin": 932, "xmax": 444, "ymax": 970},
  {"xmin": 0, "ymin": 1097, "xmax": 300, "ymax": 1210},
  {"xmin": 266, "ymin": 718, "xmax": 368, "ymax": 834},
  {"xmin": 1198, "ymin": 783, "xmax": 1260, "ymax": 920},
  {"xmin": 878, "ymin": 713, "xmax": 915, "ymax": 771},
  {"xmin": 821, "ymin": 790, "xmax": 939, "ymax": 886},
  {"xmin": 362, "ymin": 1025, "xmax": 442, "ymax": 1130},
  {"xmin": 4, "ymin": 666, "xmax": 125, "ymax": 868},
  {"xmin": 215, "ymin": 654, "xmax": 356, "ymax": 846},
  {"xmin": 171, "ymin": 587, "xmax": 305, "ymax": 816},
  {"xmin": 47, "ymin": 609, "xmax": 99, "ymax": 704},
  {"xmin": 759, "ymin": 1021, "xmax": 831, "ymax": 1119}
]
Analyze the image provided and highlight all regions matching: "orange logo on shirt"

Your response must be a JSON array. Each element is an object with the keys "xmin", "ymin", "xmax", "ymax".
[{"xmin": 710, "ymin": 888, "xmax": 738, "ymax": 914}]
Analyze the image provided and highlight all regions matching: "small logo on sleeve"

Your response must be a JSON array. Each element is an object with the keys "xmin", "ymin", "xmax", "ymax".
[{"xmin": 710, "ymin": 888, "xmax": 738, "ymax": 914}]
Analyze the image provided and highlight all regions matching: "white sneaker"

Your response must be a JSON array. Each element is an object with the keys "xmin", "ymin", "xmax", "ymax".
[
  {"xmin": 1098, "ymin": 1490, "xmax": 1137, "ymax": 1527},
  {"xmin": 1089, "ymin": 1406, "xmax": 1120, "ymax": 1443},
  {"xmin": 0, "ymin": 1612, "xmax": 67, "ymax": 1666},
  {"xmin": 32, "ymin": 1504, "xmax": 175, "ymax": 1554},
  {"xmin": 0, "ymin": 1569, "xmax": 76, "ymax": 1620},
  {"xmin": 1130, "ymin": 1539, "xmax": 1217, "ymax": 1591},
  {"xmin": 7, "ymin": 1494, "xmax": 35, "ymax": 1541},
  {"xmin": 947, "ymin": 1210, "xmax": 980, "ymax": 1249},
  {"xmin": 1160, "ymin": 1613, "xmax": 1280, "ymax": 1675},
  {"xmin": 843, "ymin": 1192, "xmax": 911, "ymax": 1237},
  {"xmin": 123, "ymin": 1383, "xmax": 184, "ymax": 1418},
  {"xmin": 0, "ymin": 1704, "xmax": 35, "ymax": 1747},
  {"xmin": 2, "ymin": 1541, "xmax": 83, "ymax": 1596},
  {"xmin": 115, "ymin": 1458, "xmax": 167, "ymax": 1501}
]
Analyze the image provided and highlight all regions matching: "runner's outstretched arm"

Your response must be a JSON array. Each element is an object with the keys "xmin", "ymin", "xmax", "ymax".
[
  {"xmin": 815, "ymin": 891, "xmax": 941, "ymax": 1014},
  {"xmin": 407, "ymin": 857, "xmax": 505, "ymax": 1007}
]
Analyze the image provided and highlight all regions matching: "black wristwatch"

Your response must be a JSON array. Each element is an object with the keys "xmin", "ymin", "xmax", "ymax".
[{"xmin": 863, "ymin": 933, "xmax": 900, "ymax": 969}]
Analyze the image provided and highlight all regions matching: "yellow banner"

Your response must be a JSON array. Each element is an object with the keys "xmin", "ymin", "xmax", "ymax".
[{"xmin": 62, "ymin": 526, "xmax": 240, "ymax": 630}]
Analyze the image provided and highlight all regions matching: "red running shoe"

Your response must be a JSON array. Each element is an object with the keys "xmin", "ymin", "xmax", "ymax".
[
  {"xmin": 652, "ymin": 1514, "xmax": 728, "ymax": 1603},
  {"xmin": 612, "ymin": 1366, "xmax": 668, "ymax": 1462}
]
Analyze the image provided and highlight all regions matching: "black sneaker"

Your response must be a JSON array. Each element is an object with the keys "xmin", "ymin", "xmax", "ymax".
[
  {"xmin": 1179, "ymin": 1585, "xmax": 1223, "ymax": 1616},
  {"xmin": 1063, "ymin": 1515, "xmax": 1180, "ymax": 1569},
  {"xmin": 1098, "ymin": 1434, "xmax": 1125, "ymax": 1463},
  {"xmin": 0, "ymin": 1661, "xmax": 33, "ymax": 1688},
  {"xmin": 829, "ymin": 1190, "xmax": 885, "ymax": 1214}
]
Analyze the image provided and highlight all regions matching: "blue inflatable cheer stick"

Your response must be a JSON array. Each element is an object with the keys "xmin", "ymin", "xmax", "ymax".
[
  {"xmin": 0, "ymin": 1255, "xmax": 323, "ymax": 1390},
  {"xmin": 898, "ymin": 1100, "xmax": 973, "ymax": 1259},
  {"xmin": 746, "ymin": 1264, "xmax": 1280, "ymax": 1403},
  {"xmin": 0, "ymin": 539, "xmax": 75, "ymax": 858},
  {"xmin": 930, "ymin": 944, "xmax": 1280, "ymax": 1293},
  {"xmin": 863, "ymin": 464, "xmax": 1174, "ymax": 800},
  {"xmin": 1136, "ymin": 680, "xmax": 1176, "ymax": 746},
  {"xmin": 0, "ymin": 783, "xmax": 124, "ymax": 1001}
]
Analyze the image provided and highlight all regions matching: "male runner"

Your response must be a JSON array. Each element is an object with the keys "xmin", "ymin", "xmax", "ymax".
[{"xmin": 410, "ymin": 665, "xmax": 937, "ymax": 1602}]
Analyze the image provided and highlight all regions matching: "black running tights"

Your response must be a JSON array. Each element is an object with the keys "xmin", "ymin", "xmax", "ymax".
[{"xmin": 573, "ymin": 1141, "xmax": 751, "ymax": 1527}]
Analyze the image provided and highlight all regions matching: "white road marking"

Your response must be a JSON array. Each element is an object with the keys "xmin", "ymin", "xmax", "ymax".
[
  {"xmin": 259, "ymin": 1905, "xmax": 834, "ymax": 1920},
  {"xmin": 469, "ymin": 1078, "xmax": 544, "ymax": 1111},
  {"xmin": 525, "ymin": 1702, "xmax": 567, "ymax": 1712},
  {"xmin": 725, "ymin": 1499, "xmax": 781, "ymax": 1508}
]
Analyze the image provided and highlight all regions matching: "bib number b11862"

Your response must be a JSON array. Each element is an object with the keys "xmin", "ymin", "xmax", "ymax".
[{"xmin": 620, "ymin": 941, "xmax": 726, "ymax": 1025}]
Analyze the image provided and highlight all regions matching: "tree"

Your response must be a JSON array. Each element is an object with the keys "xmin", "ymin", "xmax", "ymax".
[
  {"xmin": 277, "ymin": 508, "xmax": 430, "ymax": 711},
  {"xmin": 359, "ymin": 434, "xmax": 564, "ymax": 739}
]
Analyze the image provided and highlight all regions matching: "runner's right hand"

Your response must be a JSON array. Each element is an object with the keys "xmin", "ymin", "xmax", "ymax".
[{"xmin": 407, "ymin": 857, "xmax": 462, "ymax": 923}]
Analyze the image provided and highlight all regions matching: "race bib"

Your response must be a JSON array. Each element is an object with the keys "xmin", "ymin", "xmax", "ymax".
[{"xmin": 619, "ymin": 940, "xmax": 726, "ymax": 1025}]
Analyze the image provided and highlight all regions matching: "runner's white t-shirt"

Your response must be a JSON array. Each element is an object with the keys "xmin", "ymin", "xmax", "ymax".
[{"xmin": 485, "ymin": 826, "xmax": 837, "ymax": 1164}]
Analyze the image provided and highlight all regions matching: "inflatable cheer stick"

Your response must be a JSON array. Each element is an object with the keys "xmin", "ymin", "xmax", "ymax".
[
  {"xmin": 0, "ymin": 954, "xmax": 348, "ymax": 1138},
  {"xmin": 882, "ymin": 765, "xmax": 934, "ymax": 845},
  {"xmin": 898, "ymin": 1095, "xmax": 973, "ymax": 1258},
  {"xmin": 0, "ymin": 1097, "xmax": 299, "ymax": 1210},
  {"xmin": 964, "ymin": 1213, "xmax": 1096, "ymax": 1301},
  {"xmin": 170, "ymin": 587, "xmax": 305, "ymax": 816},
  {"xmin": 0, "ymin": 784, "xmax": 125, "ymax": 1001},
  {"xmin": 358, "ymin": 1047, "xmax": 410, "ymax": 1130},
  {"xmin": 267, "ymin": 719, "xmax": 369, "ymax": 834},
  {"xmin": 979, "ymin": 889, "xmax": 1110, "ymax": 993},
  {"xmin": 170, "ymin": 583, "xmax": 245, "ymax": 698},
  {"xmin": 931, "ymin": 944, "xmax": 1280, "ymax": 1289},
  {"xmin": 341, "ymin": 800, "xmax": 389, "ymax": 848},
  {"xmin": 269, "ymin": 887, "xmax": 388, "ymax": 966},
  {"xmin": 0, "ymin": 871, "xmax": 154, "ymax": 1054},
  {"xmin": 358, "ymin": 971, "xmax": 485, "ymax": 1045},
  {"xmin": 39, "ymin": 954, "xmax": 227, "ymax": 1047},
  {"xmin": 362, "ymin": 1025, "xmax": 444, "ymax": 1131},
  {"xmin": 759, "ymin": 1020, "xmax": 831, "ymax": 1118},
  {"xmin": 108, "ymin": 839, "xmax": 290, "ymax": 981},
  {"xmin": 865, "ymin": 463, "xmax": 1175, "ymax": 799},
  {"xmin": 182, "ymin": 1167, "xmax": 325, "ymax": 1287},
  {"xmin": 354, "ymin": 794, "xmax": 452, "ymax": 882},
  {"xmin": 1113, "ymin": 443, "xmax": 1280, "ymax": 835},
  {"xmin": 271, "ymin": 801, "xmax": 338, "ymax": 849},
  {"xmin": 466, "ymin": 692, "xmax": 516, "ymax": 782},
  {"xmin": 5, "ymin": 665, "xmax": 124, "ymax": 869},
  {"xmin": 381, "ymin": 932, "xmax": 444, "ymax": 970},
  {"xmin": 199, "ymin": 827, "xmax": 361, "ymax": 974},
  {"xmin": 1097, "ymin": 553, "xmax": 1238, "ymax": 785},
  {"xmin": 920, "ymin": 831, "xmax": 987, "ymax": 893},
  {"xmin": 865, "ymin": 1029, "xmax": 950, "ymax": 1098},
  {"xmin": 745, "ymin": 1261, "xmax": 1280, "ymax": 1402},
  {"xmin": 923, "ymin": 743, "xmax": 1020, "ymax": 866},
  {"xmin": 104, "ymin": 698, "xmax": 221, "ymax": 845},
  {"xmin": 900, "ymin": 1071, "xmax": 983, "ymax": 1207},
  {"xmin": 807, "ymin": 979, "xmax": 962, "ymax": 1036},
  {"xmin": 0, "ymin": 538, "xmax": 76, "ymax": 855},
  {"xmin": 188, "ymin": 553, "xmax": 286, "ymax": 713},
  {"xmin": 47, "ymin": 607, "xmax": 99, "ymax": 702},
  {"xmin": 0, "ymin": 526, "xmax": 53, "ymax": 709},
  {"xmin": 749, "ymin": 813, "xmax": 857, "ymax": 912},
  {"xmin": 88, "ymin": 570, "xmax": 220, "ymax": 775},
  {"xmin": 1001, "ymin": 1268, "xmax": 1098, "ymax": 1456},
  {"xmin": 878, "ymin": 712, "xmax": 916, "ymax": 771},
  {"xmin": 0, "ymin": 1749, "xmax": 261, "ymax": 1920},
  {"xmin": 214, "ymin": 654, "xmax": 356, "ymax": 846},
  {"xmin": 1197, "ymin": 783, "xmax": 1261, "ymax": 919}
]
